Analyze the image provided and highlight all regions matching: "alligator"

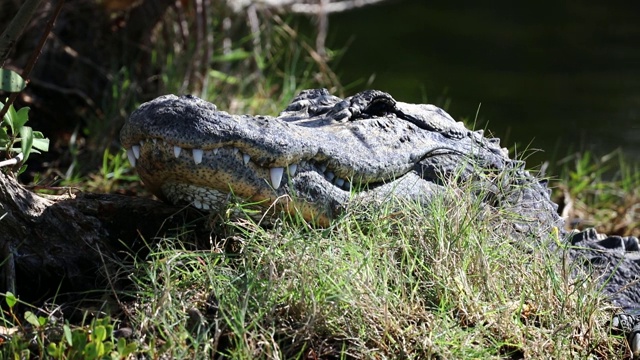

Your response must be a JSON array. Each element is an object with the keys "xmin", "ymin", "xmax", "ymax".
[{"xmin": 120, "ymin": 89, "xmax": 640, "ymax": 353}]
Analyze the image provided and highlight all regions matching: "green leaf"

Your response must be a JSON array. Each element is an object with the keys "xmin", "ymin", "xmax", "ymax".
[
  {"xmin": 46, "ymin": 342, "xmax": 62, "ymax": 357},
  {"xmin": 5, "ymin": 291, "xmax": 17, "ymax": 308},
  {"xmin": 14, "ymin": 107, "xmax": 30, "ymax": 129},
  {"xmin": 117, "ymin": 337, "xmax": 126, "ymax": 354},
  {"xmin": 64, "ymin": 324, "xmax": 73, "ymax": 346},
  {"xmin": 124, "ymin": 342, "xmax": 137, "ymax": 355},
  {"xmin": 31, "ymin": 137, "xmax": 49, "ymax": 152},
  {"xmin": 211, "ymin": 49, "xmax": 251, "ymax": 62},
  {"xmin": 208, "ymin": 70, "xmax": 239, "ymax": 84},
  {"xmin": 2, "ymin": 103, "xmax": 16, "ymax": 133},
  {"xmin": 19, "ymin": 125, "xmax": 33, "ymax": 162},
  {"xmin": 72, "ymin": 329, "xmax": 87, "ymax": 349},
  {"xmin": 0, "ymin": 69, "xmax": 26, "ymax": 92},
  {"xmin": 24, "ymin": 311, "xmax": 40, "ymax": 327},
  {"xmin": 93, "ymin": 325, "xmax": 106, "ymax": 342},
  {"xmin": 0, "ymin": 126, "xmax": 9, "ymax": 143},
  {"xmin": 84, "ymin": 341, "xmax": 99, "ymax": 359}
]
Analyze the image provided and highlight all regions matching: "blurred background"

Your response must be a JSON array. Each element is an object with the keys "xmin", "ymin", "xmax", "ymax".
[
  {"xmin": 326, "ymin": 0, "xmax": 640, "ymax": 167},
  {"xmin": 2, "ymin": 0, "xmax": 639, "ymax": 179}
]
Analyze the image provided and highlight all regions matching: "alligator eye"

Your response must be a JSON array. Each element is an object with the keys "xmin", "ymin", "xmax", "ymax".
[{"xmin": 362, "ymin": 97, "xmax": 396, "ymax": 117}]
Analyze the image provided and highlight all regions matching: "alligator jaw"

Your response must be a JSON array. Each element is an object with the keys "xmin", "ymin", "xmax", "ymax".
[
  {"xmin": 120, "ymin": 91, "xmax": 508, "ymax": 224},
  {"xmin": 123, "ymin": 136, "xmax": 360, "ymax": 224}
]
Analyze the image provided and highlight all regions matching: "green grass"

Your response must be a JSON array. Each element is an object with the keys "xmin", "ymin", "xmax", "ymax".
[
  {"xmin": 7, "ymin": 164, "xmax": 632, "ymax": 358},
  {"xmin": 32, "ymin": 174, "xmax": 620, "ymax": 359},
  {"xmin": 549, "ymin": 149, "xmax": 640, "ymax": 237}
]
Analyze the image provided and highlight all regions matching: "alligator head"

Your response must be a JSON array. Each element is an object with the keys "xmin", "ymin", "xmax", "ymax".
[{"xmin": 120, "ymin": 89, "xmax": 560, "ymax": 229}]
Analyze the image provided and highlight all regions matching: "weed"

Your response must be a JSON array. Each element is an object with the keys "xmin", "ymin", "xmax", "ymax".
[
  {"xmin": 552, "ymin": 150, "xmax": 640, "ymax": 236},
  {"xmin": 0, "ymin": 101, "xmax": 49, "ymax": 174}
]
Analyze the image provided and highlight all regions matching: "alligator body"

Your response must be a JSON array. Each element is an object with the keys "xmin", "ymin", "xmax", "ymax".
[
  {"xmin": 120, "ymin": 90, "xmax": 557, "ymax": 231},
  {"xmin": 120, "ymin": 89, "xmax": 640, "ymax": 350}
]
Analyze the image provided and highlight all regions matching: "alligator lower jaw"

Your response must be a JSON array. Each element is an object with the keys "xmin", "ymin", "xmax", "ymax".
[{"xmin": 124, "ymin": 138, "xmax": 377, "ymax": 224}]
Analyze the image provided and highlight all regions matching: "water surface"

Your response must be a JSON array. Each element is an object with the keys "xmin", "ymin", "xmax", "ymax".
[{"xmin": 328, "ymin": 0, "xmax": 640, "ymax": 167}]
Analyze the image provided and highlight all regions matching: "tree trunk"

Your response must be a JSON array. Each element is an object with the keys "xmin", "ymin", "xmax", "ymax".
[{"xmin": 0, "ymin": 171, "xmax": 204, "ymax": 303}]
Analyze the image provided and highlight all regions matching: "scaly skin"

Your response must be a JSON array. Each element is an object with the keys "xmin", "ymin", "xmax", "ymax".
[
  {"xmin": 121, "ymin": 90, "xmax": 560, "ymax": 231},
  {"xmin": 121, "ymin": 89, "xmax": 640, "ymax": 352}
]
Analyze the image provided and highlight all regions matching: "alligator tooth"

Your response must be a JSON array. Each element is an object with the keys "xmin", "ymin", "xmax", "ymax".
[
  {"xmin": 126, "ymin": 148, "xmax": 136, "ymax": 167},
  {"xmin": 131, "ymin": 145, "xmax": 140, "ymax": 159},
  {"xmin": 213, "ymin": 148, "xmax": 219, "ymax": 155},
  {"xmin": 140, "ymin": 140, "xmax": 145, "ymax": 147},
  {"xmin": 335, "ymin": 178, "xmax": 344, "ymax": 187},
  {"xmin": 243, "ymin": 154, "xmax": 250, "ymax": 165},
  {"xmin": 632, "ymin": 333, "xmax": 640, "ymax": 357},
  {"xmin": 288, "ymin": 164, "xmax": 297, "ymax": 176},
  {"xmin": 300, "ymin": 160, "xmax": 307, "ymax": 168},
  {"xmin": 325, "ymin": 171, "xmax": 335, "ymax": 181},
  {"xmin": 173, "ymin": 146, "xmax": 182, "ymax": 158},
  {"xmin": 152, "ymin": 138, "xmax": 157, "ymax": 144},
  {"xmin": 270, "ymin": 167, "xmax": 284, "ymax": 189},
  {"xmin": 232, "ymin": 147, "xmax": 240, "ymax": 154},
  {"xmin": 611, "ymin": 315, "xmax": 620, "ymax": 329},
  {"xmin": 193, "ymin": 149, "xmax": 203, "ymax": 164}
]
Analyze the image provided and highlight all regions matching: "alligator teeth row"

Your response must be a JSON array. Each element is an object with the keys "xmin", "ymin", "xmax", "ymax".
[
  {"xmin": 126, "ymin": 141, "xmax": 298, "ymax": 190},
  {"xmin": 126, "ymin": 140, "xmax": 351, "ymax": 191},
  {"xmin": 310, "ymin": 160, "xmax": 350, "ymax": 191},
  {"xmin": 126, "ymin": 141, "xmax": 236, "ymax": 168}
]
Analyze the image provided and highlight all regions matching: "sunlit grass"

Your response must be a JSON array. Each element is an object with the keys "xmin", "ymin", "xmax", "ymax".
[
  {"xmin": 114, "ymin": 173, "xmax": 626, "ymax": 359},
  {"xmin": 549, "ymin": 149, "xmax": 640, "ymax": 237}
]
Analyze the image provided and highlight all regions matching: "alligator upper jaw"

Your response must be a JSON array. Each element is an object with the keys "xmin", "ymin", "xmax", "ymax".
[
  {"xmin": 120, "ymin": 92, "xmax": 502, "ymax": 223},
  {"xmin": 120, "ymin": 94, "xmax": 468, "ymax": 186},
  {"xmin": 124, "ymin": 135, "xmax": 405, "ymax": 217}
]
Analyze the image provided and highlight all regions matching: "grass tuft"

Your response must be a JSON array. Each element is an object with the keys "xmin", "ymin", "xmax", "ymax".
[
  {"xmin": 551, "ymin": 149, "xmax": 640, "ymax": 237},
  {"xmin": 119, "ymin": 174, "xmax": 626, "ymax": 359}
]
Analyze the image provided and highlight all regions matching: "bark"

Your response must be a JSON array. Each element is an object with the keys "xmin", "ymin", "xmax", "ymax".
[{"xmin": 0, "ymin": 171, "xmax": 205, "ymax": 303}]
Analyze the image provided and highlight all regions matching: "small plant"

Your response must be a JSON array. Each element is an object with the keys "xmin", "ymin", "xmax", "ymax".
[
  {"xmin": 553, "ymin": 150, "xmax": 640, "ymax": 236},
  {"xmin": 2, "ymin": 292, "xmax": 138, "ymax": 359},
  {"xmin": 0, "ymin": 100, "xmax": 49, "ymax": 174},
  {"xmin": 46, "ymin": 317, "xmax": 138, "ymax": 360}
]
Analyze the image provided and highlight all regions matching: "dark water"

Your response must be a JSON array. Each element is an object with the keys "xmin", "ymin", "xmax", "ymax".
[{"xmin": 327, "ymin": 0, "xmax": 640, "ymax": 167}]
